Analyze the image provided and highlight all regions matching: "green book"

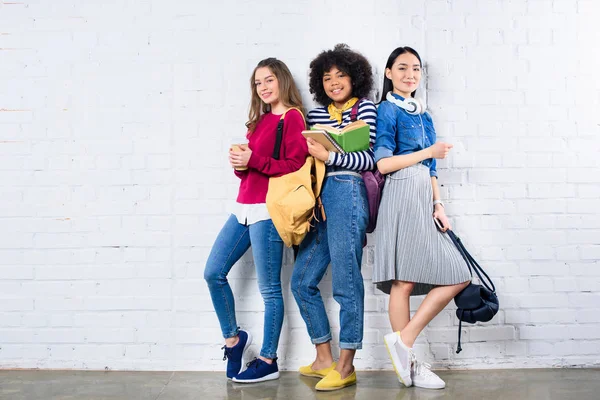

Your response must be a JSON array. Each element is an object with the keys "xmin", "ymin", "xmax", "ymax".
[{"xmin": 302, "ymin": 120, "xmax": 371, "ymax": 154}]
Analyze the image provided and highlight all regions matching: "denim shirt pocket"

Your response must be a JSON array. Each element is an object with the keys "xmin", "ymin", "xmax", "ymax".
[{"xmin": 398, "ymin": 120, "xmax": 423, "ymax": 148}]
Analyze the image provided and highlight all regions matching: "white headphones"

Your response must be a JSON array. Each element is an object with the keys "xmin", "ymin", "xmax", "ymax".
[{"xmin": 386, "ymin": 91, "xmax": 426, "ymax": 115}]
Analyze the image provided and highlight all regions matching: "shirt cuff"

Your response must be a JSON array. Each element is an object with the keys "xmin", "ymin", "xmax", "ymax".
[
  {"xmin": 374, "ymin": 147, "xmax": 394, "ymax": 163},
  {"xmin": 325, "ymin": 152, "xmax": 336, "ymax": 166},
  {"xmin": 234, "ymin": 169, "xmax": 247, "ymax": 179}
]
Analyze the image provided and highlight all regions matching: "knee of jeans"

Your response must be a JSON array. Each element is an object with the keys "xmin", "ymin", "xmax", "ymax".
[
  {"xmin": 291, "ymin": 271, "xmax": 310, "ymax": 300},
  {"xmin": 258, "ymin": 280, "xmax": 283, "ymax": 299},
  {"xmin": 291, "ymin": 278, "xmax": 301, "ymax": 300},
  {"xmin": 258, "ymin": 280, "xmax": 281, "ymax": 297},
  {"xmin": 203, "ymin": 264, "xmax": 222, "ymax": 286}
]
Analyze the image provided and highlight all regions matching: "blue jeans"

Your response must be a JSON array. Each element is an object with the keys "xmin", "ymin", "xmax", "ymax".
[
  {"xmin": 204, "ymin": 214, "xmax": 284, "ymax": 359},
  {"xmin": 291, "ymin": 173, "xmax": 369, "ymax": 350}
]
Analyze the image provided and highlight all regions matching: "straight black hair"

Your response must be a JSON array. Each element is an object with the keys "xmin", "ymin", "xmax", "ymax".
[{"xmin": 378, "ymin": 46, "xmax": 422, "ymax": 103}]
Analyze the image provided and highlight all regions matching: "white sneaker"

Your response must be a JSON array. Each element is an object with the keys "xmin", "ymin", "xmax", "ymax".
[
  {"xmin": 411, "ymin": 360, "xmax": 446, "ymax": 389},
  {"xmin": 383, "ymin": 332, "xmax": 413, "ymax": 387}
]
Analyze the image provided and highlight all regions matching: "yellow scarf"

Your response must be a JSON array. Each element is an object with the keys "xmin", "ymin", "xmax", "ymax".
[{"xmin": 327, "ymin": 97, "xmax": 359, "ymax": 124}]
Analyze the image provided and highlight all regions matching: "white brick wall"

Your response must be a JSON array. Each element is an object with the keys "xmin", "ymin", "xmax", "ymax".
[{"xmin": 1, "ymin": 0, "xmax": 599, "ymax": 371}]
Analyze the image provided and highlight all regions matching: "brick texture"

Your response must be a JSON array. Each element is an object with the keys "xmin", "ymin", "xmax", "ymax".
[{"xmin": 0, "ymin": 0, "xmax": 599, "ymax": 371}]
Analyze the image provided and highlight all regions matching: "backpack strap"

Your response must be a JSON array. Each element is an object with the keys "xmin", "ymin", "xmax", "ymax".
[
  {"xmin": 313, "ymin": 158, "xmax": 325, "ymax": 198},
  {"xmin": 351, "ymin": 98, "xmax": 375, "ymax": 154},
  {"xmin": 349, "ymin": 98, "xmax": 366, "ymax": 122},
  {"xmin": 306, "ymin": 157, "xmax": 326, "ymax": 226},
  {"xmin": 272, "ymin": 107, "xmax": 305, "ymax": 160},
  {"xmin": 272, "ymin": 120, "xmax": 285, "ymax": 160}
]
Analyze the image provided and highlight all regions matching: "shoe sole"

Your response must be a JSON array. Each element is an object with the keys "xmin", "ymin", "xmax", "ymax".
[
  {"xmin": 413, "ymin": 382, "xmax": 446, "ymax": 390},
  {"xmin": 383, "ymin": 335, "xmax": 412, "ymax": 387},
  {"xmin": 238, "ymin": 331, "xmax": 253, "ymax": 375},
  {"xmin": 232, "ymin": 371, "xmax": 280, "ymax": 383},
  {"xmin": 315, "ymin": 380, "xmax": 356, "ymax": 392}
]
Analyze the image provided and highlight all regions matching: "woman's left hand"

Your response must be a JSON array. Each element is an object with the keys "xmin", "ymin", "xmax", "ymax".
[
  {"xmin": 229, "ymin": 146, "xmax": 252, "ymax": 168},
  {"xmin": 307, "ymin": 138, "xmax": 329, "ymax": 162},
  {"xmin": 433, "ymin": 206, "xmax": 451, "ymax": 232}
]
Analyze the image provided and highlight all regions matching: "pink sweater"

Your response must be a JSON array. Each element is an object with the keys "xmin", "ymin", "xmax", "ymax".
[{"xmin": 235, "ymin": 110, "xmax": 308, "ymax": 204}]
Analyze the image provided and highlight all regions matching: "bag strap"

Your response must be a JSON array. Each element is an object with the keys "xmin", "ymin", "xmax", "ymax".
[
  {"xmin": 272, "ymin": 120, "xmax": 284, "ymax": 160},
  {"xmin": 456, "ymin": 310, "xmax": 464, "ymax": 354},
  {"xmin": 349, "ymin": 98, "xmax": 366, "ymax": 122},
  {"xmin": 350, "ymin": 98, "xmax": 376, "ymax": 155},
  {"xmin": 447, "ymin": 229, "xmax": 496, "ymax": 293},
  {"xmin": 272, "ymin": 107, "xmax": 305, "ymax": 160}
]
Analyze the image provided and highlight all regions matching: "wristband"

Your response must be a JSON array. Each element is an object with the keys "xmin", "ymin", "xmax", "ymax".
[{"xmin": 433, "ymin": 200, "xmax": 444, "ymax": 208}]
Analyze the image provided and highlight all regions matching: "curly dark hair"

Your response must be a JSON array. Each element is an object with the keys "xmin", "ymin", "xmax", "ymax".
[{"xmin": 308, "ymin": 43, "xmax": 374, "ymax": 106}]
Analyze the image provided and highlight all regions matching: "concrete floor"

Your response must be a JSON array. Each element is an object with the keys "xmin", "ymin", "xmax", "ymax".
[{"xmin": 1, "ymin": 369, "xmax": 599, "ymax": 400}]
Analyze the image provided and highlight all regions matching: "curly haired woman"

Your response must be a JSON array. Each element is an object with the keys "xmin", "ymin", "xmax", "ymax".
[{"xmin": 291, "ymin": 44, "xmax": 377, "ymax": 391}]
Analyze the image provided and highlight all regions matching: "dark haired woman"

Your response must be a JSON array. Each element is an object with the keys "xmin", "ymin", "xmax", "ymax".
[
  {"xmin": 373, "ymin": 46, "xmax": 470, "ymax": 390},
  {"xmin": 291, "ymin": 44, "xmax": 376, "ymax": 391}
]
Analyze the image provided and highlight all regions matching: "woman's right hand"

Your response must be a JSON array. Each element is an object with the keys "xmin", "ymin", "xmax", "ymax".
[
  {"xmin": 429, "ymin": 142, "xmax": 453, "ymax": 159},
  {"xmin": 306, "ymin": 138, "xmax": 329, "ymax": 162}
]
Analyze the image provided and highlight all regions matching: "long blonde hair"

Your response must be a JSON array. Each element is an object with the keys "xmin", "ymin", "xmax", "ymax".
[{"xmin": 246, "ymin": 58, "xmax": 305, "ymax": 133}]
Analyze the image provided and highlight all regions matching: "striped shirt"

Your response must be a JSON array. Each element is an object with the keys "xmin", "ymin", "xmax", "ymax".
[{"xmin": 306, "ymin": 99, "xmax": 377, "ymax": 172}]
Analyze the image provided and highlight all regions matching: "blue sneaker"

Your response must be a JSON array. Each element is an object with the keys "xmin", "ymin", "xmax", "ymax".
[
  {"xmin": 232, "ymin": 358, "xmax": 280, "ymax": 383},
  {"xmin": 222, "ymin": 330, "xmax": 252, "ymax": 379}
]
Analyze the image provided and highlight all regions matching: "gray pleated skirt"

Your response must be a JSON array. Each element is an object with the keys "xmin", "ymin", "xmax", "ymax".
[{"xmin": 373, "ymin": 163, "xmax": 471, "ymax": 296}]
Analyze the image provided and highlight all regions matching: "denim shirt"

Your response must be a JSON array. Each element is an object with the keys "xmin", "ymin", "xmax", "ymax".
[{"xmin": 374, "ymin": 93, "xmax": 438, "ymax": 178}]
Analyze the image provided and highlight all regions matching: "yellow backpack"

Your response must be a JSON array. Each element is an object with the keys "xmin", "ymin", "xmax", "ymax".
[{"xmin": 266, "ymin": 109, "xmax": 326, "ymax": 247}]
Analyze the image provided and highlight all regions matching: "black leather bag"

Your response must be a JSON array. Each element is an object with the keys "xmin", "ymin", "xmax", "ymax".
[{"xmin": 447, "ymin": 230, "xmax": 499, "ymax": 354}]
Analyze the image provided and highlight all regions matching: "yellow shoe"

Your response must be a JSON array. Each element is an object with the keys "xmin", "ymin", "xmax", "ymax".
[
  {"xmin": 315, "ymin": 369, "xmax": 357, "ymax": 391},
  {"xmin": 298, "ymin": 361, "xmax": 337, "ymax": 378}
]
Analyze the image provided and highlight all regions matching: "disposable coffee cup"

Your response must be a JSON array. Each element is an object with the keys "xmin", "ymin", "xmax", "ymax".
[{"xmin": 230, "ymin": 138, "xmax": 248, "ymax": 171}]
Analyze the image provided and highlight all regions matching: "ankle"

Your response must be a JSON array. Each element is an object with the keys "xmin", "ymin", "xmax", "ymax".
[
  {"xmin": 311, "ymin": 358, "xmax": 334, "ymax": 370},
  {"xmin": 225, "ymin": 335, "xmax": 239, "ymax": 348},
  {"xmin": 335, "ymin": 362, "xmax": 355, "ymax": 378},
  {"xmin": 258, "ymin": 356, "xmax": 274, "ymax": 364},
  {"xmin": 398, "ymin": 331, "xmax": 414, "ymax": 348},
  {"xmin": 316, "ymin": 354, "xmax": 334, "ymax": 364}
]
